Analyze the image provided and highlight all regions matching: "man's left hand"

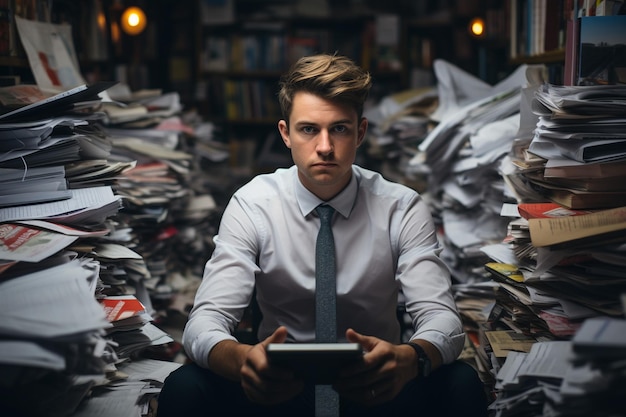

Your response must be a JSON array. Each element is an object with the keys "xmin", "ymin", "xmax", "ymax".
[{"xmin": 332, "ymin": 328, "xmax": 418, "ymax": 406}]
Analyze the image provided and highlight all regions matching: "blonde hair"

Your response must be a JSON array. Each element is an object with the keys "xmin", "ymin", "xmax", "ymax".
[{"xmin": 278, "ymin": 53, "xmax": 372, "ymax": 124}]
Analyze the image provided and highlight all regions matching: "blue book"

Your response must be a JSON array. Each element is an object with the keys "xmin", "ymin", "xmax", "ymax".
[{"xmin": 577, "ymin": 15, "xmax": 626, "ymax": 85}]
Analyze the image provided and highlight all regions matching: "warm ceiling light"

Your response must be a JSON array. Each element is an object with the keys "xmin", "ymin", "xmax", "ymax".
[
  {"xmin": 121, "ymin": 6, "xmax": 147, "ymax": 35},
  {"xmin": 469, "ymin": 17, "xmax": 485, "ymax": 37}
]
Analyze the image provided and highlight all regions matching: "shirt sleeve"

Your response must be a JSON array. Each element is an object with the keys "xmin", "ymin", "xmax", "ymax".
[
  {"xmin": 395, "ymin": 195, "xmax": 465, "ymax": 364},
  {"xmin": 182, "ymin": 193, "xmax": 260, "ymax": 368}
]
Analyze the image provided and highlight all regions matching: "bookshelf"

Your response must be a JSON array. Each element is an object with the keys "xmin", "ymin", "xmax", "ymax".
[
  {"xmin": 194, "ymin": 2, "xmax": 408, "ymax": 172},
  {"xmin": 403, "ymin": 0, "xmax": 512, "ymax": 86},
  {"xmin": 508, "ymin": 0, "xmax": 626, "ymax": 86},
  {"xmin": 507, "ymin": 0, "xmax": 572, "ymax": 84},
  {"xmin": 0, "ymin": 0, "xmax": 185, "ymax": 92}
]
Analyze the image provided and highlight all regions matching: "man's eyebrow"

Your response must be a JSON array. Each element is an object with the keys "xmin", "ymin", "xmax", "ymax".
[
  {"xmin": 294, "ymin": 119, "xmax": 354, "ymax": 126},
  {"xmin": 293, "ymin": 120, "xmax": 317, "ymax": 126},
  {"xmin": 331, "ymin": 119, "xmax": 354, "ymax": 125}
]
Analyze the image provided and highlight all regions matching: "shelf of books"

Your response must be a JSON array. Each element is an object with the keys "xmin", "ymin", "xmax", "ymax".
[{"xmin": 509, "ymin": 0, "xmax": 626, "ymax": 85}]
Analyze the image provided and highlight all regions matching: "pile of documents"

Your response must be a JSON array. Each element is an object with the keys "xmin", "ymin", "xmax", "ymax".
[
  {"xmin": 400, "ymin": 60, "xmax": 543, "ymax": 285},
  {"xmin": 0, "ymin": 83, "xmax": 129, "ymax": 415},
  {"xmin": 72, "ymin": 358, "xmax": 182, "ymax": 417},
  {"xmin": 0, "ymin": 81, "xmax": 202, "ymax": 415},
  {"xmin": 98, "ymin": 87, "xmax": 227, "ymax": 311},
  {"xmin": 368, "ymin": 62, "xmax": 626, "ymax": 410},
  {"xmin": 362, "ymin": 87, "xmax": 438, "ymax": 188},
  {"xmin": 479, "ymin": 84, "xmax": 626, "ymax": 411},
  {"xmin": 490, "ymin": 317, "xmax": 626, "ymax": 417},
  {"xmin": 524, "ymin": 84, "xmax": 626, "ymax": 209},
  {"xmin": 363, "ymin": 61, "xmax": 552, "ymax": 386}
]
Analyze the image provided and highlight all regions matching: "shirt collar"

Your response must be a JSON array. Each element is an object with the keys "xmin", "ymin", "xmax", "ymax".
[{"xmin": 294, "ymin": 166, "xmax": 358, "ymax": 219}]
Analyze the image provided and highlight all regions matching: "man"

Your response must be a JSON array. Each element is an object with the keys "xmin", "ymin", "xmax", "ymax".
[{"xmin": 158, "ymin": 54, "xmax": 487, "ymax": 416}]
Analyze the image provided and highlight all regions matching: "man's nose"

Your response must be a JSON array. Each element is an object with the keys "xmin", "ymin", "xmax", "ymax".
[{"xmin": 316, "ymin": 130, "xmax": 333, "ymax": 154}]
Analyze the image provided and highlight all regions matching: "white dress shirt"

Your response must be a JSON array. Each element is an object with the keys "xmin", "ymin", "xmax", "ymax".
[{"xmin": 183, "ymin": 165, "xmax": 465, "ymax": 368}]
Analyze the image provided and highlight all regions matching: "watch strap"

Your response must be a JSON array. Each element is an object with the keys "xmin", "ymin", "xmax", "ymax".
[{"xmin": 403, "ymin": 342, "xmax": 431, "ymax": 378}]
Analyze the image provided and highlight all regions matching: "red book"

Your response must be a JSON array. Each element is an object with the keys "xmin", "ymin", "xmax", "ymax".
[
  {"xmin": 99, "ymin": 295, "xmax": 146, "ymax": 322},
  {"xmin": 517, "ymin": 202, "xmax": 592, "ymax": 219}
]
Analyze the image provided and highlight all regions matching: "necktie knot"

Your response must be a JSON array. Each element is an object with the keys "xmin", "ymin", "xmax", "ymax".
[{"xmin": 316, "ymin": 204, "xmax": 334, "ymax": 223}]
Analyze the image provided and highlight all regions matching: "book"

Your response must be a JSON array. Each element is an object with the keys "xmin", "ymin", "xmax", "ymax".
[
  {"xmin": 526, "ymin": 171, "xmax": 626, "ymax": 207},
  {"xmin": 577, "ymin": 15, "xmax": 626, "ymax": 85},
  {"xmin": 517, "ymin": 202, "xmax": 592, "ymax": 219},
  {"xmin": 527, "ymin": 172, "xmax": 626, "ymax": 209},
  {"xmin": 543, "ymin": 158, "xmax": 626, "ymax": 179},
  {"xmin": 529, "ymin": 172, "xmax": 626, "ymax": 192},
  {"xmin": 266, "ymin": 343, "xmax": 363, "ymax": 384},
  {"xmin": 564, "ymin": 17, "xmax": 580, "ymax": 85},
  {"xmin": 485, "ymin": 330, "xmax": 536, "ymax": 358},
  {"xmin": 595, "ymin": 0, "xmax": 625, "ymax": 15},
  {"xmin": 99, "ymin": 295, "xmax": 147, "ymax": 323},
  {"xmin": 544, "ymin": 0, "xmax": 564, "ymax": 52},
  {"xmin": 485, "ymin": 262, "xmax": 525, "ymax": 283},
  {"xmin": 202, "ymin": 35, "xmax": 229, "ymax": 71},
  {"xmin": 528, "ymin": 205, "xmax": 626, "ymax": 246},
  {"xmin": 0, "ymin": 6, "xmax": 11, "ymax": 55},
  {"xmin": 509, "ymin": 0, "xmax": 519, "ymax": 59},
  {"xmin": 547, "ymin": 187, "xmax": 626, "ymax": 209}
]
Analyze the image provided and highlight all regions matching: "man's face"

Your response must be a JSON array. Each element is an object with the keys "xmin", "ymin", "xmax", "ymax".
[{"xmin": 278, "ymin": 92, "xmax": 367, "ymax": 201}]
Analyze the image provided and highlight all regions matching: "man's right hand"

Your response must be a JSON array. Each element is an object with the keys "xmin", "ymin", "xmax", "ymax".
[{"xmin": 239, "ymin": 326, "xmax": 305, "ymax": 405}]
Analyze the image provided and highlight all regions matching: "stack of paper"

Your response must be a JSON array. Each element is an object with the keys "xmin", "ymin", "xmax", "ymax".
[
  {"xmin": 96, "ymin": 97, "xmax": 209, "ymax": 304},
  {"xmin": 99, "ymin": 295, "xmax": 173, "ymax": 359},
  {"xmin": 0, "ymin": 165, "xmax": 71, "ymax": 207},
  {"xmin": 490, "ymin": 340, "xmax": 573, "ymax": 416},
  {"xmin": 362, "ymin": 87, "xmax": 437, "ymax": 187},
  {"xmin": 475, "ymin": 82, "xmax": 626, "ymax": 415},
  {"xmin": 0, "ymin": 257, "xmax": 117, "ymax": 416},
  {"xmin": 378, "ymin": 62, "xmax": 626, "ymax": 412},
  {"xmin": 0, "ymin": 80, "xmax": 187, "ymax": 415},
  {"xmin": 398, "ymin": 60, "xmax": 543, "ymax": 285},
  {"xmin": 491, "ymin": 318, "xmax": 626, "ymax": 417},
  {"xmin": 0, "ymin": 96, "xmax": 127, "ymax": 414},
  {"xmin": 525, "ymin": 84, "xmax": 626, "ymax": 209},
  {"xmin": 72, "ymin": 358, "xmax": 181, "ymax": 417},
  {"xmin": 0, "ymin": 17, "xmax": 231, "ymax": 415}
]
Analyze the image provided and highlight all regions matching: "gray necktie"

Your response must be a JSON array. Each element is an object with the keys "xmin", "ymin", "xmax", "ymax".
[{"xmin": 314, "ymin": 205, "xmax": 339, "ymax": 417}]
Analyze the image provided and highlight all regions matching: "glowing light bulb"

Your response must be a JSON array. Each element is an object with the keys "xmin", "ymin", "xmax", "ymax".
[
  {"xmin": 121, "ymin": 6, "xmax": 147, "ymax": 35},
  {"xmin": 470, "ymin": 17, "xmax": 485, "ymax": 37}
]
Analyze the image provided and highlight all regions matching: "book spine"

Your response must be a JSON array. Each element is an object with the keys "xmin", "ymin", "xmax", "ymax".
[
  {"xmin": 563, "ymin": 17, "xmax": 580, "ymax": 85},
  {"xmin": 509, "ymin": 0, "xmax": 518, "ymax": 59}
]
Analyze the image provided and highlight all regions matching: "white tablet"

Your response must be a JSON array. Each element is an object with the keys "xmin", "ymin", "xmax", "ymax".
[{"xmin": 266, "ymin": 343, "xmax": 363, "ymax": 384}]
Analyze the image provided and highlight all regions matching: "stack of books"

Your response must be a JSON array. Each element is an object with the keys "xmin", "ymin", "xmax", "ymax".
[
  {"xmin": 480, "ymin": 82, "xmax": 626, "ymax": 415},
  {"xmin": 525, "ymin": 83, "xmax": 626, "ymax": 209}
]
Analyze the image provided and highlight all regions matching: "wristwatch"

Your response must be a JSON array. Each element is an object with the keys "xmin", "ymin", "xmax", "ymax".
[{"xmin": 404, "ymin": 342, "xmax": 432, "ymax": 378}]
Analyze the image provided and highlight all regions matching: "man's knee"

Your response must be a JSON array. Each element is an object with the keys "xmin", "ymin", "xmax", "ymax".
[
  {"xmin": 162, "ymin": 363, "xmax": 207, "ymax": 395},
  {"xmin": 435, "ymin": 361, "xmax": 488, "ymax": 416},
  {"xmin": 158, "ymin": 363, "xmax": 215, "ymax": 416}
]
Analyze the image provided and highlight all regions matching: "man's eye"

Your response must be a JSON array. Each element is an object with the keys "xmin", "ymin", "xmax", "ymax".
[
  {"xmin": 302, "ymin": 126, "xmax": 316, "ymax": 134},
  {"xmin": 333, "ymin": 125, "xmax": 347, "ymax": 133}
]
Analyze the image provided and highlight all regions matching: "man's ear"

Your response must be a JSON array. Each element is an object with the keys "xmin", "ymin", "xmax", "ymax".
[
  {"xmin": 356, "ymin": 117, "xmax": 368, "ymax": 147},
  {"xmin": 278, "ymin": 120, "xmax": 291, "ymax": 148}
]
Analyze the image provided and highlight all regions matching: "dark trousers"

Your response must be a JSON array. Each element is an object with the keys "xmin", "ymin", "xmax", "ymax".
[{"xmin": 157, "ymin": 360, "xmax": 488, "ymax": 417}]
